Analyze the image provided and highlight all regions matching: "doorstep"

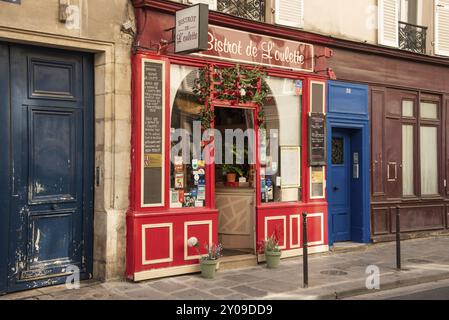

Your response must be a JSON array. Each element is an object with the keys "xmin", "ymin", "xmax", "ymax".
[
  {"xmin": 218, "ymin": 254, "xmax": 258, "ymax": 270},
  {"xmin": 330, "ymin": 242, "xmax": 370, "ymax": 253}
]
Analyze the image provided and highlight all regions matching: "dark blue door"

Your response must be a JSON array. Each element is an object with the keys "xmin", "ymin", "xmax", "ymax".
[
  {"xmin": 0, "ymin": 43, "xmax": 93, "ymax": 293},
  {"xmin": 329, "ymin": 129, "xmax": 351, "ymax": 242}
]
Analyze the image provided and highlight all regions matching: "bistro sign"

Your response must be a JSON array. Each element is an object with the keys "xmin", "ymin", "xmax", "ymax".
[
  {"xmin": 175, "ymin": 3, "xmax": 209, "ymax": 54},
  {"xmin": 196, "ymin": 25, "xmax": 315, "ymax": 72}
]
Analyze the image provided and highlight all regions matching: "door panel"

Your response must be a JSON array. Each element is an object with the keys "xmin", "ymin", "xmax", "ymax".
[
  {"xmin": 6, "ymin": 44, "xmax": 93, "ymax": 292},
  {"xmin": 0, "ymin": 43, "xmax": 10, "ymax": 294},
  {"xmin": 329, "ymin": 130, "xmax": 351, "ymax": 242}
]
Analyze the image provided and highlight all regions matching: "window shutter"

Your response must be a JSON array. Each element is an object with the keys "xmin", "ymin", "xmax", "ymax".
[
  {"xmin": 378, "ymin": 0, "xmax": 399, "ymax": 47},
  {"xmin": 435, "ymin": 0, "xmax": 449, "ymax": 56},
  {"xmin": 274, "ymin": 0, "xmax": 304, "ymax": 29}
]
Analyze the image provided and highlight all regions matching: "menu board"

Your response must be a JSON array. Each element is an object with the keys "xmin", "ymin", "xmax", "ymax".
[
  {"xmin": 142, "ymin": 59, "xmax": 165, "ymax": 206},
  {"xmin": 308, "ymin": 113, "xmax": 326, "ymax": 166}
]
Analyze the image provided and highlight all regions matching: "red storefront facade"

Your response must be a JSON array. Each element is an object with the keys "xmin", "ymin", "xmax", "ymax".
[{"xmin": 127, "ymin": 0, "xmax": 333, "ymax": 281}]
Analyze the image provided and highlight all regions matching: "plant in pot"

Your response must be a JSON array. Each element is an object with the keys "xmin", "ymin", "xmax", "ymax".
[
  {"xmin": 222, "ymin": 164, "xmax": 244, "ymax": 183},
  {"xmin": 188, "ymin": 237, "xmax": 223, "ymax": 279},
  {"xmin": 259, "ymin": 230, "xmax": 282, "ymax": 269}
]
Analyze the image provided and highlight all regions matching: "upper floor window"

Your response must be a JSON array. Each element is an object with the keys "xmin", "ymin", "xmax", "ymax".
[{"xmin": 379, "ymin": 0, "xmax": 427, "ymax": 54}]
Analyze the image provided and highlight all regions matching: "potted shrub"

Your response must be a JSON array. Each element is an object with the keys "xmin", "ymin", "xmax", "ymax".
[
  {"xmin": 260, "ymin": 233, "xmax": 282, "ymax": 269},
  {"xmin": 188, "ymin": 237, "xmax": 223, "ymax": 279},
  {"xmin": 222, "ymin": 164, "xmax": 244, "ymax": 183}
]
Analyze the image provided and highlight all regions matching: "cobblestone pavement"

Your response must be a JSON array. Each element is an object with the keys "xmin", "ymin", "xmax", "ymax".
[{"xmin": 2, "ymin": 236, "xmax": 449, "ymax": 300}]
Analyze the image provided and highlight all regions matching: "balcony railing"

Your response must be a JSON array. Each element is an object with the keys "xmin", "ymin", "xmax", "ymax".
[
  {"xmin": 217, "ymin": 0, "xmax": 265, "ymax": 22},
  {"xmin": 399, "ymin": 21, "xmax": 427, "ymax": 54}
]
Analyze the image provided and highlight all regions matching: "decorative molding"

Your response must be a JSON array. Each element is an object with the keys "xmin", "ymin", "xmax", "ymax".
[
  {"xmin": 307, "ymin": 213, "xmax": 325, "ymax": 246},
  {"xmin": 141, "ymin": 223, "xmax": 173, "ymax": 265},
  {"xmin": 184, "ymin": 220, "xmax": 213, "ymax": 260},
  {"xmin": 289, "ymin": 214, "xmax": 301, "ymax": 249},
  {"xmin": 264, "ymin": 216, "xmax": 287, "ymax": 250}
]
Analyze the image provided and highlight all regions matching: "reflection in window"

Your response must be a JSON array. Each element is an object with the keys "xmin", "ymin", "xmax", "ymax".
[
  {"xmin": 169, "ymin": 65, "xmax": 206, "ymax": 208},
  {"xmin": 262, "ymin": 77, "xmax": 302, "ymax": 203}
]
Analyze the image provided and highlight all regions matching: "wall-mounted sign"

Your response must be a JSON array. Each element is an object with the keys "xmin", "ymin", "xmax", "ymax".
[
  {"xmin": 308, "ymin": 113, "xmax": 326, "ymax": 166},
  {"xmin": 1, "ymin": 0, "xmax": 20, "ymax": 3},
  {"xmin": 195, "ymin": 25, "xmax": 314, "ymax": 72},
  {"xmin": 141, "ymin": 59, "xmax": 166, "ymax": 207},
  {"xmin": 175, "ymin": 3, "xmax": 209, "ymax": 54}
]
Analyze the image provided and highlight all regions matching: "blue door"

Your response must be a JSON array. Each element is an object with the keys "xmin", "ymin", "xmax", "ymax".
[
  {"xmin": 329, "ymin": 129, "xmax": 351, "ymax": 242},
  {"xmin": 0, "ymin": 43, "xmax": 94, "ymax": 293}
]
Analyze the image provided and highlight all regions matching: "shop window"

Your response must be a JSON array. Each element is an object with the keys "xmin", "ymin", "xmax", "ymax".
[
  {"xmin": 402, "ymin": 124, "xmax": 414, "ymax": 196},
  {"xmin": 261, "ymin": 77, "xmax": 302, "ymax": 203},
  {"xmin": 398, "ymin": 95, "xmax": 440, "ymax": 198},
  {"xmin": 169, "ymin": 65, "xmax": 207, "ymax": 208},
  {"xmin": 420, "ymin": 126, "xmax": 438, "ymax": 195},
  {"xmin": 420, "ymin": 102, "xmax": 438, "ymax": 120}
]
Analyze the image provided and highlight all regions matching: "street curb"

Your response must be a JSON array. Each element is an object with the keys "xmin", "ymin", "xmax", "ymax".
[{"xmin": 317, "ymin": 272, "xmax": 449, "ymax": 300}]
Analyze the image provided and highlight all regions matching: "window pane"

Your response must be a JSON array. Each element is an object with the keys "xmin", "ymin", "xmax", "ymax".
[
  {"xmin": 262, "ymin": 77, "xmax": 302, "ymax": 203},
  {"xmin": 169, "ymin": 65, "xmax": 207, "ymax": 208},
  {"xmin": 420, "ymin": 126, "xmax": 438, "ymax": 195},
  {"xmin": 311, "ymin": 82, "xmax": 325, "ymax": 113},
  {"xmin": 311, "ymin": 166, "xmax": 325, "ymax": 198},
  {"xmin": 402, "ymin": 100, "xmax": 414, "ymax": 117},
  {"xmin": 402, "ymin": 125, "xmax": 414, "ymax": 196},
  {"xmin": 420, "ymin": 102, "xmax": 438, "ymax": 119}
]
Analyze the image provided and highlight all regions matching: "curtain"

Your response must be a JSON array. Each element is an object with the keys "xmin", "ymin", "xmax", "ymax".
[
  {"xmin": 402, "ymin": 125, "xmax": 414, "ymax": 196},
  {"xmin": 420, "ymin": 126, "xmax": 438, "ymax": 195}
]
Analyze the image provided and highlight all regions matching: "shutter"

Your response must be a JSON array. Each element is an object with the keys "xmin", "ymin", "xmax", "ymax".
[
  {"xmin": 274, "ymin": 0, "xmax": 304, "ymax": 29},
  {"xmin": 378, "ymin": 0, "xmax": 399, "ymax": 47},
  {"xmin": 435, "ymin": 0, "xmax": 449, "ymax": 56}
]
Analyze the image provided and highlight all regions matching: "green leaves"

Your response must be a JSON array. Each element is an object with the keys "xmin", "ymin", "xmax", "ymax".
[{"xmin": 192, "ymin": 64, "xmax": 270, "ymax": 129}]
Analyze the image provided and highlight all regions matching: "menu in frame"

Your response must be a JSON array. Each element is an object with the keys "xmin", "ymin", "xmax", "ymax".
[
  {"xmin": 308, "ymin": 113, "xmax": 327, "ymax": 166},
  {"xmin": 141, "ymin": 59, "xmax": 165, "ymax": 207}
]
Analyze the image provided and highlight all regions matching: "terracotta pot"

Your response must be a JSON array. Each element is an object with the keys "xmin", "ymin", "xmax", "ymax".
[{"xmin": 226, "ymin": 173, "xmax": 237, "ymax": 183}]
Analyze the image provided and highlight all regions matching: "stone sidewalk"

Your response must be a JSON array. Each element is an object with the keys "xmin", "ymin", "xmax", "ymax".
[{"xmin": 2, "ymin": 236, "xmax": 449, "ymax": 300}]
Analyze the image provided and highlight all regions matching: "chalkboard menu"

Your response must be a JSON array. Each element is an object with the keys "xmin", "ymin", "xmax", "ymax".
[
  {"xmin": 308, "ymin": 113, "xmax": 326, "ymax": 166},
  {"xmin": 142, "ymin": 59, "xmax": 165, "ymax": 206}
]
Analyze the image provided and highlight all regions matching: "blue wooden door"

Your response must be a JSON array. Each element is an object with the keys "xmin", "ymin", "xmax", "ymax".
[
  {"xmin": 329, "ymin": 129, "xmax": 351, "ymax": 242},
  {"xmin": 1, "ymin": 43, "xmax": 93, "ymax": 293}
]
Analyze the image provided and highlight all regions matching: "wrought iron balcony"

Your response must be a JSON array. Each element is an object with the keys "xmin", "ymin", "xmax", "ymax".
[
  {"xmin": 217, "ymin": 0, "xmax": 265, "ymax": 22},
  {"xmin": 399, "ymin": 21, "xmax": 427, "ymax": 54}
]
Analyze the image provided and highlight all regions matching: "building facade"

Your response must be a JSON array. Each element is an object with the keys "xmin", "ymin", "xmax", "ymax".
[
  {"xmin": 1, "ymin": 0, "xmax": 449, "ymax": 293},
  {"xmin": 0, "ymin": 0, "xmax": 134, "ymax": 293}
]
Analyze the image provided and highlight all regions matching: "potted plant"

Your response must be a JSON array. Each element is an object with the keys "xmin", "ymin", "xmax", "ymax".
[
  {"xmin": 188, "ymin": 237, "xmax": 223, "ymax": 279},
  {"xmin": 259, "ymin": 232, "xmax": 282, "ymax": 269},
  {"xmin": 222, "ymin": 164, "xmax": 244, "ymax": 183}
]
